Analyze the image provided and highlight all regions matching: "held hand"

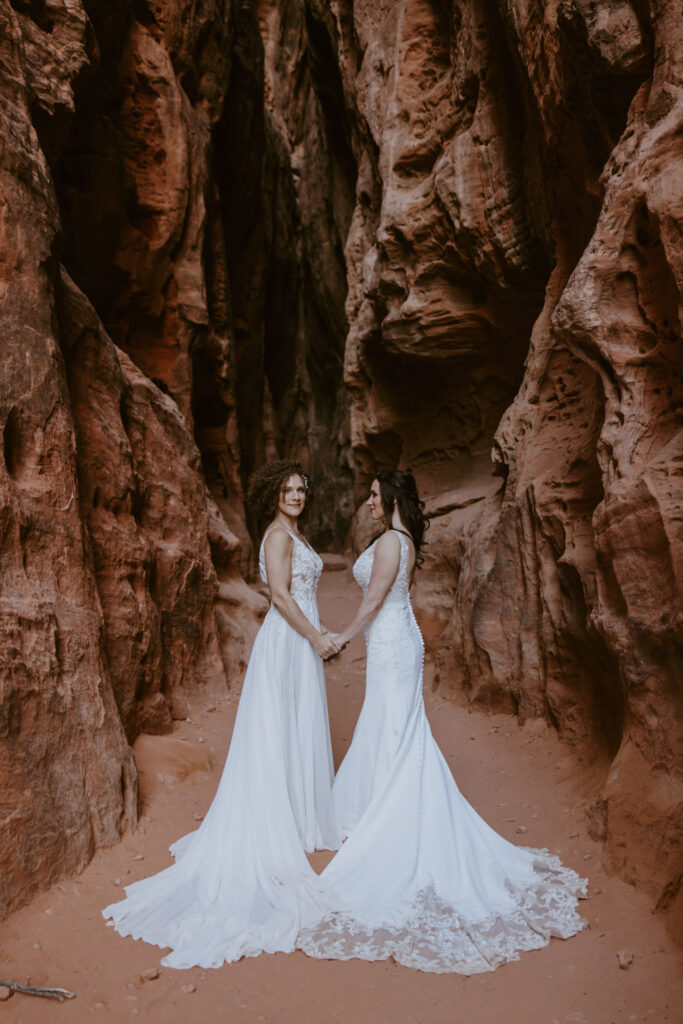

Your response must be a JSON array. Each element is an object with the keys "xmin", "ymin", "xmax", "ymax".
[
  {"xmin": 325, "ymin": 633, "xmax": 345, "ymax": 659},
  {"xmin": 314, "ymin": 632, "xmax": 342, "ymax": 660},
  {"xmin": 323, "ymin": 630, "xmax": 344, "ymax": 663},
  {"xmin": 324, "ymin": 632, "xmax": 351, "ymax": 660}
]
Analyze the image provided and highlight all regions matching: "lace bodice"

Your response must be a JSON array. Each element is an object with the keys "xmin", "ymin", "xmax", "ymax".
[
  {"xmin": 259, "ymin": 526, "xmax": 322, "ymax": 611},
  {"xmin": 353, "ymin": 531, "xmax": 417, "ymax": 660},
  {"xmin": 353, "ymin": 530, "xmax": 412, "ymax": 604}
]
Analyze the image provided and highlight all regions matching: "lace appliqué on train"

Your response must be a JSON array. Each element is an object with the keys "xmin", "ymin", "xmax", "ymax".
[{"xmin": 298, "ymin": 852, "xmax": 587, "ymax": 974}]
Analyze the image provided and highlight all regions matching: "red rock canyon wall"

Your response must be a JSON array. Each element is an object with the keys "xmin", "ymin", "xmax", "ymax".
[
  {"xmin": 333, "ymin": 0, "xmax": 682, "ymax": 935},
  {"xmin": 0, "ymin": 0, "xmax": 681, "ymax": 937}
]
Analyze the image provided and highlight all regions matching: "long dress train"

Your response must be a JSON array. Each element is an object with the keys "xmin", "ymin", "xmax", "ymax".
[
  {"xmin": 297, "ymin": 530, "xmax": 587, "ymax": 974},
  {"xmin": 103, "ymin": 526, "xmax": 342, "ymax": 968}
]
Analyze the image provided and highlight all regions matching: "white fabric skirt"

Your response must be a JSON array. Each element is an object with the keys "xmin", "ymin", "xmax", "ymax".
[
  {"xmin": 298, "ymin": 606, "xmax": 587, "ymax": 973},
  {"xmin": 103, "ymin": 602, "xmax": 341, "ymax": 969}
]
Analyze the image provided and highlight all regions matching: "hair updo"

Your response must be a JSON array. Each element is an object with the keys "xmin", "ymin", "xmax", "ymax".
[
  {"xmin": 247, "ymin": 460, "xmax": 311, "ymax": 523},
  {"xmin": 376, "ymin": 469, "xmax": 429, "ymax": 566}
]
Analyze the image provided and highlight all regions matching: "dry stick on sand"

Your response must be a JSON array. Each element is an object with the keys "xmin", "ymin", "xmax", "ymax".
[{"xmin": 0, "ymin": 979, "xmax": 77, "ymax": 1001}]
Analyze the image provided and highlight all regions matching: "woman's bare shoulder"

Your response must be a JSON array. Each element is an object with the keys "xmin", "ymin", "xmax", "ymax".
[
  {"xmin": 263, "ymin": 525, "xmax": 294, "ymax": 555},
  {"xmin": 373, "ymin": 530, "xmax": 401, "ymax": 563}
]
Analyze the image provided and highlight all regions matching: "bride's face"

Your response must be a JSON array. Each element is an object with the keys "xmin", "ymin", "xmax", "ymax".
[
  {"xmin": 366, "ymin": 479, "xmax": 385, "ymax": 522},
  {"xmin": 279, "ymin": 474, "xmax": 306, "ymax": 518}
]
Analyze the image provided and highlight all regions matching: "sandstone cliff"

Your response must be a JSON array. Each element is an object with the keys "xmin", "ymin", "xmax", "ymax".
[
  {"xmin": 0, "ymin": 0, "xmax": 680, "ymax": 938},
  {"xmin": 0, "ymin": 0, "xmax": 262, "ymax": 917},
  {"xmin": 331, "ymin": 0, "xmax": 682, "ymax": 935}
]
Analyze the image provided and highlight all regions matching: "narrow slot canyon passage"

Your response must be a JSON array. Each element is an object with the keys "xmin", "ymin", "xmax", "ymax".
[{"xmin": 0, "ymin": 0, "xmax": 681, "ymax": 1015}]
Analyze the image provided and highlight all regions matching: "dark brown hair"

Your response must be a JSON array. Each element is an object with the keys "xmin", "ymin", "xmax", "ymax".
[
  {"xmin": 247, "ymin": 460, "xmax": 311, "ymax": 522},
  {"xmin": 376, "ymin": 469, "xmax": 428, "ymax": 566}
]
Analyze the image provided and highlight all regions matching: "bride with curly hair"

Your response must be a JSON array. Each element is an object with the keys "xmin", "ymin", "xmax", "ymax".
[{"xmin": 104, "ymin": 460, "xmax": 342, "ymax": 968}]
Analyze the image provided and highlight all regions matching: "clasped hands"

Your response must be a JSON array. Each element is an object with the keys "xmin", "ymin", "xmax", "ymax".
[{"xmin": 317, "ymin": 630, "xmax": 347, "ymax": 660}]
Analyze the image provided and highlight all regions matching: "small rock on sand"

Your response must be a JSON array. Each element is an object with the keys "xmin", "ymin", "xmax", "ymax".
[
  {"xmin": 140, "ymin": 968, "xmax": 160, "ymax": 983},
  {"xmin": 0, "ymin": 986, "xmax": 14, "ymax": 1001},
  {"xmin": 617, "ymin": 950, "xmax": 634, "ymax": 970}
]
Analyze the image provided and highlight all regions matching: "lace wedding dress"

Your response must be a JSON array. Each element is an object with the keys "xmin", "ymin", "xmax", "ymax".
[
  {"xmin": 103, "ymin": 526, "xmax": 342, "ymax": 968},
  {"xmin": 297, "ymin": 530, "xmax": 587, "ymax": 974}
]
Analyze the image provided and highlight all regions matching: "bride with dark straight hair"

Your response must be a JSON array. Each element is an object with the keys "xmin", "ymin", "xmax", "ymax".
[
  {"xmin": 375, "ymin": 469, "xmax": 428, "ymax": 563},
  {"xmin": 297, "ymin": 469, "xmax": 587, "ymax": 974}
]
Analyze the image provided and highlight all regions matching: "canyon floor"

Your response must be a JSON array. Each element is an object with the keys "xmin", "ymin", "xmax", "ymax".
[{"xmin": 1, "ymin": 567, "xmax": 681, "ymax": 1024}]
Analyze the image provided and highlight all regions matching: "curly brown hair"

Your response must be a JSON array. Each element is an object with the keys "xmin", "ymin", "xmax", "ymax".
[{"xmin": 246, "ymin": 460, "xmax": 312, "ymax": 522}]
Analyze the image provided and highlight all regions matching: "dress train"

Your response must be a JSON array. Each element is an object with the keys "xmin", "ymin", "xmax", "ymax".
[{"xmin": 298, "ymin": 531, "xmax": 587, "ymax": 973}]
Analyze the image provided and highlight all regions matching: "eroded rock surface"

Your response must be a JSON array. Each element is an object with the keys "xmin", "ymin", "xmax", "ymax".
[
  {"xmin": 0, "ymin": 0, "xmax": 137, "ymax": 917},
  {"xmin": 334, "ymin": 0, "xmax": 682, "ymax": 935},
  {"xmin": 0, "ymin": 0, "xmax": 264, "ymax": 917}
]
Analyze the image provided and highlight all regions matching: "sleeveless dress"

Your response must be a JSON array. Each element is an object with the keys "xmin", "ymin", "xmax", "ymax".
[
  {"xmin": 297, "ymin": 530, "xmax": 587, "ymax": 974},
  {"xmin": 103, "ymin": 526, "xmax": 342, "ymax": 968}
]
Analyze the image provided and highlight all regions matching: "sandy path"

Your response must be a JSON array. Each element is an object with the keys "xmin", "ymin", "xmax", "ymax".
[{"xmin": 1, "ymin": 567, "xmax": 681, "ymax": 1023}]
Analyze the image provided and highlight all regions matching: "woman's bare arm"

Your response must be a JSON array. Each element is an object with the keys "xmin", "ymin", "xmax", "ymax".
[
  {"xmin": 336, "ymin": 532, "xmax": 401, "ymax": 646},
  {"xmin": 264, "ymin": 529, "xmax": 340, "ymax": 658}
]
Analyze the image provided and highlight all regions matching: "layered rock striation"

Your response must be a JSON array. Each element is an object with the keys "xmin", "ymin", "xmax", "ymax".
[{"xmin": 0, "ymin": 0, "xmax": 680, "ymax": 938}]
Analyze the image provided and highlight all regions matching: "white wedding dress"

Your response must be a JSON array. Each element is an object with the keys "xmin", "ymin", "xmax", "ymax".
[
  {"xmin": 297, "ymin": 530, "xmax": 587, "ymax": 973},
  {"xmin": 103, "ymin": 526, "xmax": 342, "ymax": 968}
]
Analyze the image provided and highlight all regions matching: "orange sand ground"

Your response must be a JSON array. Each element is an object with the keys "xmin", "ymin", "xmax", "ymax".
[{"xmin": 1, "ymin": 569, "xmax": 681, "ymax": 1023}]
